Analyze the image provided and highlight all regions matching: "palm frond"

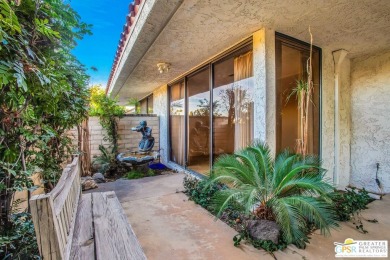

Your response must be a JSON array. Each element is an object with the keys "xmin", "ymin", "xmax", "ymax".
[
  {"xmin": 246, "ymin": 140, "xmax": 273, "ymax": 190},
  {"xmin": 271, "ymin": 198, "xmax": 307, "ymax": 245},
  {"xmin": 284, "ymin": 196, "xmax": 338, "ymax": 236},
  {"xmin": 213, "ymin": 154, "xmax": 256, "ymax": 186},
  {"xmin": 208, "ymin": 141, "xmax": 338, "ymax": 247}
]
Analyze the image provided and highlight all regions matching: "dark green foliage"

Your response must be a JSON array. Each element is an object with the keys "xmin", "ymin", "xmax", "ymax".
[
  {"xmin": 125, "ymin": 169, "xmax": 155, "ymax": 179},
  {"xmin": 0, "ymin": 0, "xmax": 91, "ymax": 258},
  {"xmin": 92, "ymin": 145, "xmax": 117, "ymax": 175},
  {"xmin": 0, "ymin": 213, "xmax": 40, "ymax": 259},
  {"xmin": 330, "ymin": 187, "xmax": 373, "ymax": 233},
  {"xmin": 233, "ymin": 230, "xmax": 288, "ymax": 253},
  {"xmin": 183, "ymin": 175, "xmax": 221, "ymax": 212},
  {"xmin": 330, "ymin": 187, "xmax": 372, "ymax": 221}
]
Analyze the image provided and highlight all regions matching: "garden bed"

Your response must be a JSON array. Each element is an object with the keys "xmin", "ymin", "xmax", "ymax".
[{"xmin": 183, "ymin": 164, "xmax": 375, "ymax": 256}]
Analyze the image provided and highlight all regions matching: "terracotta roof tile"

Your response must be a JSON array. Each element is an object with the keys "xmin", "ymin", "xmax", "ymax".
[{"xmin": 106, "ymin": 0, "xmax": 144, "ymax": 94}]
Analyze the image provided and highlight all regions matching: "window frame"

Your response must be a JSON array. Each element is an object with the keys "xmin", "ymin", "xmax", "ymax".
[
  {"xmin": 275, "ymin": 32, "xmax": 322, "ymax": 157},
  {"xmin": 167, "ymin": 39, "xmax": 254, "ymax": 173}
]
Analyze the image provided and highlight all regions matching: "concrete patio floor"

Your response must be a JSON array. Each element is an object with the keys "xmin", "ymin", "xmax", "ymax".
[{"xmin": 86, "ymin": 173, "xmax": 390, "ymax": 260}]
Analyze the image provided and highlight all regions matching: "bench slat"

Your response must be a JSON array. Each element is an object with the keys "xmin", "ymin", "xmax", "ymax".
[
  {"xmin": 93, "ymin": 192, "xmax": 147, "ymax": 260},
  {"xmin": 70, "ymin": 193, "xmax": 95, "ymax": 260}
]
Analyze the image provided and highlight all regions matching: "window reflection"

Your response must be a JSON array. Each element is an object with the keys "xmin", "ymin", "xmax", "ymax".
[
  {"xmin": 169, "ymin": 81, "xmax": 185, "ymax": 166},
  {"xmin": 213, "ymin": 51, "xmax": 254, "ymax": 161},
  {"xmin": 275, "ymin": 36, "xmax": 320, "ymax": 154},
  {"xmin": 187, "ymin": 68, "xmax": 210, "ymax": 174}
]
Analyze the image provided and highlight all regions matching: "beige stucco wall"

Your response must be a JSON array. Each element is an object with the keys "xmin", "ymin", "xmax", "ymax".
[
  {"xmin": 350, "ymin": 50, "xmax": 390, "ymax": 193},
  {"xmin": 152, "ymin": 85, "xmax": 169, "ymax": 163}
]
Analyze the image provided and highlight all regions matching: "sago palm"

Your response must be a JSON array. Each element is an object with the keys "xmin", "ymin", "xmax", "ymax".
[{"xmin": 208, "ymin": 141, "xmax": 338, "ymax": 246}]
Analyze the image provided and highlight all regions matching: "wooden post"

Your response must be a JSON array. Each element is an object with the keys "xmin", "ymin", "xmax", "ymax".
[{"xmin": 30, "ymin": 194, "xmax": 62, "ymax": 260}]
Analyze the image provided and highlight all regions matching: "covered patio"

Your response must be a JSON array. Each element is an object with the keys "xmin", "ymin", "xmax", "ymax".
[
  {"xmin": 107, "ymin": 0, "xmax": 390, "ymax": 193},
  {"xmin": 86, "ymin": 173, "xmax": 390, "ymax": 259}
]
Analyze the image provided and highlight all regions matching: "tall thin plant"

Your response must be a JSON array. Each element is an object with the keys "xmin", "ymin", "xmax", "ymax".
[{"xmin": 288, "ymin": 27, "xmax": 314, "ymax": 157}]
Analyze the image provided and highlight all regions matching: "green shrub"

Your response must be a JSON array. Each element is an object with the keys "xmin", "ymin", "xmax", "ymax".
[
  {"xmin": 0, "ymin": 213, "xmax": 39, "ymax": 259},
  {"xmin": 89, "ymin": 86, "xmax": 125, "ymax": 152},
  {"xmin": 208, "ymin": 141, "xmax": 338, "ymax": 248},
  {"xmin": 125, "ymin": 169, "xmax": 155, "ymax": 179},
  {"xmin": 330, "ymin": 187, "xmax": 372, "ymax": 221},
  {"xmin": 233, "ymin": 230, "xmax": 288, "ymax": 253},
  {"xmin": 330, "ymin": 187, "xmax": 374, "ymax": 233},
  {"xmin": 92, "ymin": 145, "xmax": 117, "ymax": 174},
  {"xmin": 183, "ymin": 175, "xmax": 221, "ymax": 212}
]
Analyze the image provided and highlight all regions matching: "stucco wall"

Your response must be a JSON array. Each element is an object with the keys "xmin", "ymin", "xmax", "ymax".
[
  {"xmin": 350, "ymin": 51, "xmax": 390, "ymax": 193},
  {"xmin": 153, "ymin": 85, "xmax": 169, "ymax": 163}
]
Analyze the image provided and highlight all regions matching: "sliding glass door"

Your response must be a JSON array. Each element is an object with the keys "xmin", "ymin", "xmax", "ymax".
[
  {"xmin": 187, "ymin": 67, "xmax": 210, "ymax": 174},
  {"xmin": 212, "ymin": 47, "xmax": 254, "ymax": 162},
  {"xmin": 169, "ymin": 81, "xmax": 185, "ymax": 166},
  {"xmin": 168, "ymin": 42, "xmax": 254, "ymax": 175}
]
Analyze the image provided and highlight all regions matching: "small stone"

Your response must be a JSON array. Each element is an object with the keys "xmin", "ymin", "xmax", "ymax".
[
  {"xmin": 246, "ymin": 219, "xmax": 281, "ymax": 244},
  {"xmin": 81, "ymin": 177, "xmax": 98, "ymax": 191},
  {"xmin": 93, "ymin": 172, "xmax": 105, "ymax": 183}
]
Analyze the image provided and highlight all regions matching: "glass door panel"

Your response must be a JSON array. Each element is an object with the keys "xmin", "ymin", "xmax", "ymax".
[
  {"xmin": 169, "ymin": 81, "xmax": 185, "ymax": 166},
  {"xmin": 276, "ymin": 36, "xmax": 320, "ymax": 155},
  {"xmin": 187, "ymin": 67, "xmax": 210, "ymax": 174}
]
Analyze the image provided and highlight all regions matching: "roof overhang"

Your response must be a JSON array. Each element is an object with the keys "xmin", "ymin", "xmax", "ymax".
[{"xmin": 107, "ymin": 0, "xmax": 390, "ymax": 102}]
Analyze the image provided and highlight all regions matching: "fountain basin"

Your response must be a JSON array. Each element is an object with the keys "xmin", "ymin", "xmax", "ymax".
[{"xmin": 117, "ymin": 150, "xmax": 160, "ymax": 166}]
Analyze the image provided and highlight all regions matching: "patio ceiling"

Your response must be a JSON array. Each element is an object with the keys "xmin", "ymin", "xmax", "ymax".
[{"xmin": 108, "ymin": 0, "xmax": 390, "ymax": 101}]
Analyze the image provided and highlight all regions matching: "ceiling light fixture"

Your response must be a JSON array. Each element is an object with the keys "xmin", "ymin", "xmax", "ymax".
[{"xmin": 157, "ymin": 62, "xmax": 170, "ymax": 74}]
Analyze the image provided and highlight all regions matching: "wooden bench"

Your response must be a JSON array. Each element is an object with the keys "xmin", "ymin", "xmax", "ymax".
[{"xmin": 30, "ymin": 156, "xmax": 146, "ymax": 260}]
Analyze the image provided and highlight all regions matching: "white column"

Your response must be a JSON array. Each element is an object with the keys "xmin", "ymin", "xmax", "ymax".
[{"xmin": 253, "ymin": 28, "xmax": 276, "ymax": 154}]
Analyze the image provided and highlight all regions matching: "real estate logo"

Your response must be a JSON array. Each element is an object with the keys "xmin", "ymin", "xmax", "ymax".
[{"xmin": 334, "ymin": 238, "xmax": 388, "ymax": 258}]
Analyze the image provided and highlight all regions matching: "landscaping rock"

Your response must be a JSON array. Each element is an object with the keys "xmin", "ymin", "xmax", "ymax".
[
  {"xmin": 93, "ymin": 172, "xmax": 105, "ymax": 183},
  {"xmin": 81, "ymin": 177, "xmax": 98, "ymax": 191},
  {"xmin": 246, "ymin": 219, "xmax": 281, "ymax": 244}
]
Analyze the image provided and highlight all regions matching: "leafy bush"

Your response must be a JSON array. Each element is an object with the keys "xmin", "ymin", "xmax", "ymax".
[
  {"xmin": 0, "ymin": 213, "xmax": 39, "ymax": 259},
  {"xmin": 183, "ymin": 175, "xmax": 221, "ymax": 212},
  {"xmin": 89, "ymin": 86, "xmax": 125, "ymax": 152},
  {"xmin": 330, "ymin": 188, "xmax": 372, "ymax": 221},
  {"xmin": 92, "ymin": 145, "xmax": 117, "ymax": 175},
  {"xmin": 330, "ymin": 187, "xmax": 373, "ymax": 233},
  {"xmin": 208, "ymin": 141, "xmax": 338, "ymax": 248},
  {"xmin": 126, "ymin": 169, "xmax": 155, "ymax": 179},
  {"xmin": 233, "ymin": 229, "xmax": 288, "ymax": 253},
  {"xmin": 1, "ymin": 0, "xmax": 90, "ymax": 258}
]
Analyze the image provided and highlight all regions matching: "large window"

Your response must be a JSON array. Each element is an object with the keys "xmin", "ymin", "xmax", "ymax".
[
  {"xmin": 212, "ymin": 47, "xmax": 254, "ymax": 161},
  {"xmin": 147, "ymin": 95, "xmax": 153, "ymax": 114},
  {"xmin": 139, "ymin": 99, "xmax": 147, "ymax": 114},
  {"xmin": 275, "ymin": 34, "xmax": 320, "ymax": 155},
  {"xmin": 187, "ymin": 67, "xmax": 210, "ymax": 174},
  {"xmin": 138, "ymin": 94, "xmax": 154, "ymax": 114},
  {"xmin": 168, "ymin": 43, "xmax": 254, "ymax": 175}
]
